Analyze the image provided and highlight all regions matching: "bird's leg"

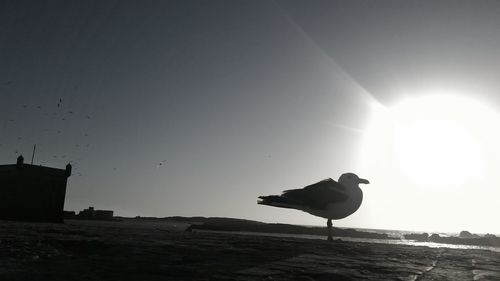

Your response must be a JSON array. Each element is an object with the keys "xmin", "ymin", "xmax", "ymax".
[{"xmin": 327, "ymin": 219, "xmax": 333, "ymax": 241}]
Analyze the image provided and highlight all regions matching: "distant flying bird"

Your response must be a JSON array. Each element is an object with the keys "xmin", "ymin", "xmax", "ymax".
[{"xmin": 258, "ymin": 173, "xmax": 369, "ymax": 241}]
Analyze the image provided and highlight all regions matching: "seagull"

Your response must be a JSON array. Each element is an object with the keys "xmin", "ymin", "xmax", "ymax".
[
  {"xmin": 258, "ymin": 173, "xmax": 370, "ymax": 241},
  {"xmin": 1, "ymin": 80, "xmax": 13, "ymax": 87}
]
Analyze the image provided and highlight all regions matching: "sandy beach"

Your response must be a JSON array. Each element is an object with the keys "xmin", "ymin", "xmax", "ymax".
[{"xmin": 0, "ymin": 219, "xmax": 499, "ymax": 281}]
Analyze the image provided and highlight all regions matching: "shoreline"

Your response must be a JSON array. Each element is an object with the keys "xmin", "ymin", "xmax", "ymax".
[
  {"xmin": 145, "ymin": 216, "xmax": 500, "ymax": 248},
  {"xmin": 1, "ymin": 219, "xmax": 499, "ymax": 280},
  {"xmin": 192, "ymin": 228, "xmax": 500, "ymax": 253}
]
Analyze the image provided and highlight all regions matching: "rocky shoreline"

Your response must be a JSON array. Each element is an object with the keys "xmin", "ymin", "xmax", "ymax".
[
  {"xmin": 0, "ymin": 219, "xmax": 499, "ymax": 280},
  {"xmin": 147, "ymin": 216, "xmax": 500, "ymax": 247},
  {"xmin": 403, "ymin": 231, "xmax": 500, "ymax": 247},
  {"xmin": 178, "ymin": 217, "xmax": 390, "ymax": 240}
]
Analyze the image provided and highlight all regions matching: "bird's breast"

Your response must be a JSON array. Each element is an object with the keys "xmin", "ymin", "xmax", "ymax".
[{"xmin": 324, "ymin": 188, "xmax": 363, "ymax": 220}]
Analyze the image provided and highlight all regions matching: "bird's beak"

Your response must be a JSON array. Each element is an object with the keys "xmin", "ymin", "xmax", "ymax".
[{"xmin": 358, "ymin": 178, "xmax": 370, "ymax": 184}]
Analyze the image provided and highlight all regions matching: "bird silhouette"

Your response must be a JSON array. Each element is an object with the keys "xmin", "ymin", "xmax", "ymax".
[{"xmin": 258, "ymin": 173, "xmax": 369, "ymax": 241}]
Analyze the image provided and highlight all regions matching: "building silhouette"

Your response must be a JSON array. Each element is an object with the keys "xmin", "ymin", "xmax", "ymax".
[
  {"xmin": 0, "ymin": 155, "xmax": 71, "ymax": 223},
  {"xmin": 64, "ymin": 206, "xmax": 114, "ymax": 220},
  {"xmin": 77, "ymin": 206, "xmax": 114, "ymax": 220}
]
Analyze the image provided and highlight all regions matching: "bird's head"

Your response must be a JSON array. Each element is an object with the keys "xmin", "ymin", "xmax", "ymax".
[{"xmin": 338, "ymin": 173, "xmax": 370, "ymax": 187}]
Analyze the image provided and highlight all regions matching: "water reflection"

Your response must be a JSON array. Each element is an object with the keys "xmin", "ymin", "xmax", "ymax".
[{"xmin": 196, "ymin": 230, "xmax": 500, "ymax": 253}]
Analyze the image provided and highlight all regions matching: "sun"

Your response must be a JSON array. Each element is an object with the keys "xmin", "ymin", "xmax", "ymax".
[{"xmin": 360, "ymin": 94, "xmax": 500, "ymax": 190}]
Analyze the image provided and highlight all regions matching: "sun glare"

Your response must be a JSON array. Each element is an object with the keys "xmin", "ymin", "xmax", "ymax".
[{"xmin": 360, "ymin": 95, "xmax": 500, "ymax": 190}]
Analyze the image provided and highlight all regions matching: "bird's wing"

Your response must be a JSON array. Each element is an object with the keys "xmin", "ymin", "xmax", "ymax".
[{"xmin": 282, "ymin": 178, "xmax": 348, "ymax": 210}]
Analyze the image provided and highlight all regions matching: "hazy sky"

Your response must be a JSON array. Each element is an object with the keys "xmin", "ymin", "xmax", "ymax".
[{"xmin": 2, "ymin": 0, "xmax": 500, "ymax": 234}]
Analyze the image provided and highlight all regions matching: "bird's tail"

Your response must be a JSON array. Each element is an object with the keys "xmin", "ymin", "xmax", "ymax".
[{"xmin": 257, "ymin": 195, "xmax": 296, "ymax": 209}]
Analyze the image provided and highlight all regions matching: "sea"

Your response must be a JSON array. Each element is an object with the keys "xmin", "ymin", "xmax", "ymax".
[
  {"xmin": 192, "ymin": 228, "xmax": 500, "ymax": 253},
  {"xmin": 72, "ymin": 220, "xmax": 500, "ymax": 253}
]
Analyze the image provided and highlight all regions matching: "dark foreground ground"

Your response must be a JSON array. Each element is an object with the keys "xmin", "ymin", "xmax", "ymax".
[{"xmin": 1, "ymin": 220, "xmax": 499, "ymax": 281}]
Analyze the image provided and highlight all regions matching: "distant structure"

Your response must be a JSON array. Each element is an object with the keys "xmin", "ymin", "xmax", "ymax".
[
  {"xmin": 78, "ymin": 206, "xmax": 114, "ymax": 219},
  {"xmin": 0, "ymin": 155, "xmax": 71, "ymax": 223},
  {"xmin": 64, "ymin": 206, "xmax": 114, "ymax": 220}
]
